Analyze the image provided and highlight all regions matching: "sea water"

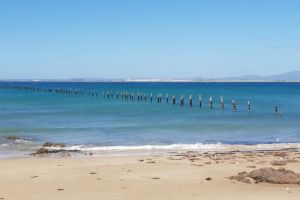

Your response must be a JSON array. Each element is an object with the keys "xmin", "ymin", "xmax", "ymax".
[{"xmin": 0, "ymin": 82, "xmax": 300, "ymax": 157}]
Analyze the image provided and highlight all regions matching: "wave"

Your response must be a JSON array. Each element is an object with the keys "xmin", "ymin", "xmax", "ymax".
[{"xmin": 63, "ymin": 143, "xmax": 300, "ymax": 152}]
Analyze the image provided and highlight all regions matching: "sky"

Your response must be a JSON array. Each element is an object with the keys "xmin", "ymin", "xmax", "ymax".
[{"xmin": 0, "ymin": 0, "xmax": 299, "ymax": 79}]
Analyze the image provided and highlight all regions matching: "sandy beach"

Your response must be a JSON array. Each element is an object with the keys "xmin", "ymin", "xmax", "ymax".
[{"xmin": 1, "ymin": 150, "xmax": 300, "ymax": 200}]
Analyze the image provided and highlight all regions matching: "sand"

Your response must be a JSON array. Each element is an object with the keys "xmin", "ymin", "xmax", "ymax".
[{"xmin": 1, "ymin": 150, "xmax": 300, "ymax": 200}]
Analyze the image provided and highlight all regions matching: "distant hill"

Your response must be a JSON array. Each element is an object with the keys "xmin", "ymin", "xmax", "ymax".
[
  {"xmin": 1, "ymin": 71, "xmax": 300, "ymax": 82},
  {"xmin": 222, "ymin": 71, "xmax": 300, "ymax": 81}
]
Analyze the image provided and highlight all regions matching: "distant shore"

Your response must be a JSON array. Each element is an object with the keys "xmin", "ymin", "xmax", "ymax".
[{"xmin": 1, "ymin": 79, "xmax": 300, "ymax": 83}]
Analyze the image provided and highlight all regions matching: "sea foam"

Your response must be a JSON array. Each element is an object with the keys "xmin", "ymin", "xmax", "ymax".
[{"xmin": 63, "ymin": 143, "xmax": 300, "ymax": 152}]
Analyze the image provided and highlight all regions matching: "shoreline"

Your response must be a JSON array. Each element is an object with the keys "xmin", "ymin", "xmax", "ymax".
[
  {"xmin": 1, "ymin": 141, "xmax": 300, "ymax": 159},
  {"xmin": 1, "ymin": 149, "xmax": 300, "ymax": 200}
]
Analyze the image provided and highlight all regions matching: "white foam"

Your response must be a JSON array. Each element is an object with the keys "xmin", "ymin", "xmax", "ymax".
[{"xmin": 63, "ymin": 143, "xmax": 300, "ymax": 152}]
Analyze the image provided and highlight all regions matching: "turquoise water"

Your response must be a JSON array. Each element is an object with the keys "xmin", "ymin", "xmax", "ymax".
[{"xmin": 0, "ymin": 82, "xmax": 300, "ymax": 156}]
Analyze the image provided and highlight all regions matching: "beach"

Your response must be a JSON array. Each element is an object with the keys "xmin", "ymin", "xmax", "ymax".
[
  {"xmin": 1, "ymin": 149, "xmax": 300, "ymax": 200},
  {"xmin": 2, "ymin": 0, "xmax": 300, "ymax": 198}
]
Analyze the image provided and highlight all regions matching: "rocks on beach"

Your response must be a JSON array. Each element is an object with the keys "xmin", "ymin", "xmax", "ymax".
[
  {"xmin": 5, "ymin": 135, "xmax": 21, "ymax": 141},
  {"xmin": 229, "ymin": 167, "xmax": 300, "ymax": 185},
  {"xmin": 31, "ymin": 148, "xmax": 80, "ymax": 156},
  {"xmin": 31, "ymin": 148, "xmax": 50, "ymax": 155},
  {"xmin": 42, "ymin": 142, "xmax": 65, "ymax": 148},
  {"xmin": 31, "ymin": 142, "xmax": 79, "ymax": 156}
]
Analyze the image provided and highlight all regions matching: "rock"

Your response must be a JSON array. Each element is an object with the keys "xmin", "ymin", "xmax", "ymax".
[
  {"xmin": 31, "ymin": 148, "xmax": 80, "ymax": 156},
  {"xmin": 205, "ymin": 177, "xmax": 212, "ymax": 181},
  {"xmin": 229, "ymin": 167, "xmax": 300, "ymax": 185},
  {"xmin": 31, "ymin": 148, "xmax": 49, "ymax": 155},
  {"xmin": 248, "ymin": 168, "xmax": 300, "ymax": 184},
  {"xmin": 5, "ymin": 135, "xmax": 21, "ymax": 141},
  {"xmin": 228, "ymin": 172, "xmax": 252, "ymax": 184},
  {"xmin": 42, "ymin": 142, "xmax": 65, "ymax": 148}
]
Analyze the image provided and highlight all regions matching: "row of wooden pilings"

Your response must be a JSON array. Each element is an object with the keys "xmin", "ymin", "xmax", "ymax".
[{"xmin": 0, "ymin": 85, "xmax": 281, "ymax": 114}]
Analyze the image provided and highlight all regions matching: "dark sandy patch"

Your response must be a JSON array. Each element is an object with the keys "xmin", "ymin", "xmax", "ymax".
[{"xmin": 270, "ymin": 160, "xmax": 298, "ymax": 166}]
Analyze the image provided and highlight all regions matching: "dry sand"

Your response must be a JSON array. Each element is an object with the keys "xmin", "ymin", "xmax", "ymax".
[{"xmin": 0, "ymin": 150, "xmax": 300, "ymax": 200}]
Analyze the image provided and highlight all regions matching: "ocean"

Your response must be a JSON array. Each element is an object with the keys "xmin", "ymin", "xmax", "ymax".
[{"xmin": 0, "ymin": 82, "xmax": 300, "ymax": 158}]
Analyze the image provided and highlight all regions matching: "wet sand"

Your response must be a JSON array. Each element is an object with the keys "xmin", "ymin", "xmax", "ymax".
[{"xmin": 0, "ymin": 150, "xmax": 300, "ymax": 200}]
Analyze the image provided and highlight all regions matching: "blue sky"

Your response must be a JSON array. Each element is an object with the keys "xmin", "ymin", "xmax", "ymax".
[{"xmin": 0, "ymin": 0, "xmax": 299, "ymax": 79}]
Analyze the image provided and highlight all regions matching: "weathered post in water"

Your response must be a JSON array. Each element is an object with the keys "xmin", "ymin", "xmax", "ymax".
[
  {"xmin": 180, "ymin": 95, "xmax": 184, "ymax": 106},
  {"xmin": 274, "ymin": 105, "xmax": 278, "ymax": 114},
  {"xmin": 221, "ymin": 96, "xmax": 224, "ymax": 111},
  {"xmin": 209, "ymin": 96, "xmax": 213, "ymax": 110},
  {"xmin": 166, "ymin": 93, "xmax": 169, "ymax": 104},
  {"xmin": 199, "ymin": 95, "xmax": 202, "ymax": 108},
  {"xmin": 248, "ymin": 100, "xmax": 251, "ymax": 112},
  {"xmin": 232, "ymin": 100, "xmax": 237, "ymax": 112}
]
